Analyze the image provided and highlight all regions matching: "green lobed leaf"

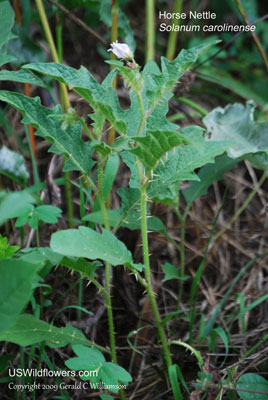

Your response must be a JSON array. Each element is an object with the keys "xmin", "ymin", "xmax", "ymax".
[
  {"xmin": 0, "ymin": 1, "xmax": 17, "ymax": 51},
  {"xmin": 127, "ymin": 262, "xmax": 145, "ymax": 272},
  {"xmin": 34, "ymin": 205, "xmax": 62, "ymax": 224},
  {"xmin": 130, "ymin": 129, "xmax": 191, "ymax": 176},
  {"xmin": 22, "ymin": 44, "xmax": 217, "ymax": 139},
  {"xmin": 83, "ymin": 209, "xmax": 166, "ymax": 234},
  {"xmin": 22, "ymin": 63, "xmax": 128, "ymax": 136},
  {"xmin": 100, "ymin": 362, "xmax": 132, "ymax": 386},
  {"xmin": 90, "ymin": 141, "xmax": 115, "ymax": 159},
  {"xmin": 14, "ymin": 203, "xmax": 34, "ymax": 217},
  {"xmin": 0, "ymin": 191, "xmax": 35, "ymax": 226},
  {"xmin": 134, "ymin": 42, "xmax": 220, "ymax": 136},
  {"xmin": 0, "ymin": 70, "xmax": 45, "ymax": 87},
  {"xmin": 237, "ymin": 373, "xmax": 268, "ymax": 400},
  {"xmin": 101, "ymin": 69, "xmax": 141, "ymax": 137},
  {"xmin": 0, "ymin": 235, "xmax": 19, "ymax": 259},
  {"xmin": 19, "ymin": 247, "xmax": 63, "ymax": 267},
  {"xmin": 85, "ymin": 186, "xmax": 166, "ymax": 234},
  {"xmin": 90, "ymin": 110, "xmax": 105, "ymax": 138},
  {"xmin": 143, "ymin": 42, "xmax": 220, "ymax": 114},
  {"xmin": 162, "ymin": 263, "xmax": 179, "ymax": 282},
  {"xmin": 0, "ymin": 146, "xmax": 29, "ymax": 182},
  {"xmin": 120, "ymin": 90, "xmax": 143, "ymax": 137},
  {"xmin": 203, "ymin": 101, "xmax": 268, "ymax": 171},
  {"xmin": 60, "ymin": 257, "xmax": 101, "ymax": 278},
  {"xmin": 117, "ymin": 187, "xmax": 140, "ymax": 215},
  {"xmin": 147, "ymin": 126, "xmax": 231, "ymax": 200},
  {"xmin": 50, "ymin": 227, "xmax": 132, "ymax": 266},
  {"xmin": 0, "ymin": 54, "xmax": 16, "ymax": 67},
  {"xmin": 19, "ymin": 205, "xmax": 62, "ymax": 230},
  {"xmin": 141, "ymin": 61, "xmax": 179, "ymax": 133},
  {"xmin": 161, "ymin": 263, "xmax": 189, "ymax": 283},
  {"xmin": 0, "ymin": 91, "xmax": 95, "ymax": 175},
  {"xmin": 183, "ymin": 155, "xmax": 237, "ymax": 204},
  {"xmin": 15, "ymin": 204, "xmax": 34, "ymax": 228},
  {"xmin": 65, "ymin": 345, "xmax": 132, "ymax": 393},
  {"xmin": 66, "ymin": 345, "xmax": 105, "ymax": 371},
  {"xmin": 112, "ymin": 65, "xmax": 143, "ymax": 94},
  {"xmin": 0, "ymin": 259, "xmax": 41, "ymax": 334},
  {"xmin": 147, "ymin": 92, "xmax": 179, "ymax": 132},
  {"xmin": 121, "ymin": 151, "xmax": 139, "ymax": 188},
  {"xmin": 6, "ymin": 24, "xmax": 46, "ymax": 66},
  {"xmin": 0, "ymin": 314, "xmax": 92, "ymax": 347}
]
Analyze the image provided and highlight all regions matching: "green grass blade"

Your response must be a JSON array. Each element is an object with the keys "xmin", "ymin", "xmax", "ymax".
[{"xmin": 168, "ymin": 364, "xmax": 183, "ymax": 400}]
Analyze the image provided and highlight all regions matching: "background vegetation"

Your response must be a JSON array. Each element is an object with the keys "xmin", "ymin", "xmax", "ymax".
[{"xmin": 0, "ymin": 0, "xmax": 268, "ymax": 399}]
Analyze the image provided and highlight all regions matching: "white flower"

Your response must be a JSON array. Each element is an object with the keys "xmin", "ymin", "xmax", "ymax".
[{"xmin": 108, "ymin": 41, "xmax": 133, "ymax": 59}]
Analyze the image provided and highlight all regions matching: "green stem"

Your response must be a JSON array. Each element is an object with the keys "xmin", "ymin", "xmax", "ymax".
[
  {"xmin": 64, "ymin": 172, "xmax": 74, "ymax": 228},
  {"xmin": 90, "ymin": 276, "xmax": 109, "ymax": 303},
  {"xmin": 111, "ymin": 0, "xmax": 119, "ymax": 51},
  {"xmin": 36, "ymin": 221, "xmax": 40, "ymax": 248},
  {"xmin": 176, "ymin": 96, "xmax": 208, "ymax": 116},
  {"xmin": 35, "ymin": 0, "xmax": 58, "ymax": 61},
  {"xmin": 138, "ymin": 165, "xmax": 172, "ymax": 369},
  {"xmin": 105, "ymin": 269, "xmax": 117, "ymax": 362},
  {"xmin": 134, "ymin": 74, "xmax": 172, "ymax": 370},
  {"xmin": 33, "ymin": 341, "xmax": 45, "ymax": 400},
  {"xmin": 36, "ymin": 219, "xmax": 45, "ymax": 319},
  {"xmin": 167, "ymin": 112, "xmax": 186, "ymax": 122},
  {"xmin": 55, "ymin": 5, "xmax": 64, "ymax": 105},
  {"xmin": 98, "ymin": 160, "xmax": 110, "ymax": 230},
  {"xmin": 125, "ymin": 264, "xmax": 148, "ymax": 289},
  {"xmin": 169, "ymin": 340, "xmax": 203, "ymax": 368},
  {"xmin": 112, "ymin": 211, "xmax": 128, "ymax": 234},
  {"xmin": 25, "ymin": 126, "xmax": 40, "ymax": 185},
  {"xmin": 77, "ymin": 279, "xmax": 82, "ymax": 320},
  {"xmin": 77, "ymin": 116, "xmax": 96, "ymax": 141},
  {"xmin": 35, "ymin": 0, "xmax": 74, "ymax": 228},
  {"xmin": 34, "ymin": 0, "xmax": 69, "ymax": 112},
  {"xmin": 19, "ymin": 347, "xmax": 26, "ymax": 400},
  {"xmin": 108, "ymin": 0, "xmax": 119, "ymax": 147},
  {"xmin": 55, "ymin": 9, "xmax": 63, "ymax": 63},
  {"xmin": 140, "ymin": 186, "xmax": 150, "ymax": 268},
  {"xmin": 137, "ymin": 93, "xmax": 146, "ymax": 137},
  {"xmin": 98, "ymin": 159, "xmax": 120, "ymax": 375},
  {"xmin": 146, "ymin": 0, "xmax": 155, "ymax": 62},
  {"xmin": 166, "ymin": 0, "xmax": 183, "ymax": 60},
  {"xmin": 235, "ymin": 0, "xmax": 268, "ymax": 72}
]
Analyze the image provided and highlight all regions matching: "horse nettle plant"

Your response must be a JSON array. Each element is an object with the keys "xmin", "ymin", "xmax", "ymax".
[
  {"xmin": 1, "ymin": 1, "xmax": 268, "ymax": 398},
  {"xmin": 4, "ymin": 38, "xmax": 268, "ymax": 399}
]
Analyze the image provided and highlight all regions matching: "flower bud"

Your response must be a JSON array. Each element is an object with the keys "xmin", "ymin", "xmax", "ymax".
[{"xmin": 108, "ymin": 40, "xmax": 133, "ymax": 60}]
